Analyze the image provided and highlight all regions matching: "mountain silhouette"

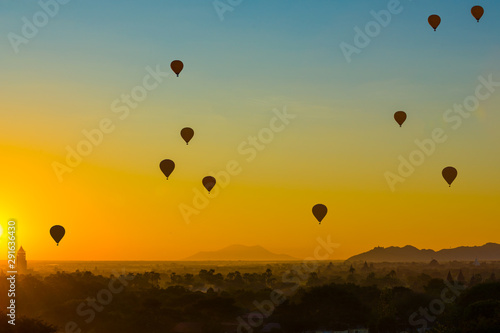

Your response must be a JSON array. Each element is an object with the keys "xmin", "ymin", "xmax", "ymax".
[
  {"xmin": 184, "ymin": 245, "xmax": 297, "ymax": 261},
  {"xmin": 348, "ymin": 243, "xmax": 500, "ymax": 262}
]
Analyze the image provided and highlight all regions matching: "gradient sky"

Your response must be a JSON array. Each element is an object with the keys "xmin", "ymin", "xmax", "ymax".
[{"xmin": 1, "ymin": 0, "xmax": 500, "ymax": 261}]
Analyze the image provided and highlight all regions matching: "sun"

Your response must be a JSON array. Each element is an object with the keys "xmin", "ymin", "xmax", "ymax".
[{"xmin": 0, "ymin": 224, "xmax": 3, "ymax": 238}]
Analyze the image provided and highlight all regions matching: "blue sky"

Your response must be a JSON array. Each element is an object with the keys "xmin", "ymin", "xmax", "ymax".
[{"xmin": 1, "ymin": 1, "xmax": 500, "ymax": 260}]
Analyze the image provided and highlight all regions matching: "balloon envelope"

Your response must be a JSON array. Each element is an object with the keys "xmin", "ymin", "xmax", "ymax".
[
  {"xmin": 159, "ymin": 159, "xmax": 175, "ymax": 179},
  {"xmin": 202, "ymin": 176, "xmax": 216, "ymax": 193},
  {"xmin": 312, "ymin": 204, "xmax": 327, "ymax": 224},
  {"xmin": 428, "ymin": 15, "xmax": 441, "ymax": 31},
  {"xmin": 171, "ymin": 60, "xmax": 184, "ymax": 77},
  {"xmin": 50, "ymin": 225, "xmax": 65, "ymax": 246},
  {"xmin": 442, "ymin": 166, "xmax": 457, "ymax": 187},
  {"xmin": 471, "ymin": 6, "xmax": 484, "ymax": 22},
  {"xmin": 181, "ymin": 127, "xmax": 194, "ymax": 145},
  {"xmin": 394, "ymin": 111, "xmax": 407, "ymax": 127}
]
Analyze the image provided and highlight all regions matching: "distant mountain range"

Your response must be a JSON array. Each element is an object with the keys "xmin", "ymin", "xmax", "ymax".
[
  {"xmin": 347, "ymin": 243, "xmax": 500, "ymax": 262},
  {"xmin": 184, "ymin": 245, "xmax": 297, "ymax": 261},
  {"xmin": 184, "ymin": 243, "xmax": 500, "ymax": 262}
]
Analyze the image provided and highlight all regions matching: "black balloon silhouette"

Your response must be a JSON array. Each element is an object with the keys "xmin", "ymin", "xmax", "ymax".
[
  {"xmin": 202, "ymin": 176, "xmax": 216, "ymax": 194},
  {"xmin": 50, "ymin": 225, "xmax": 65, "ymax": 246},
  {"xmin": 171, "ymin": 60, "xmax": 184, "ymax": 77},
  {"xmin": 471, "ymin": 6, "xmax": 484, "ymax": 22},
  {"xmin": 428, "ymin": 14, "xmax": 441, "ymax": 31},
  {"xmin": 181, "ymin": 127, "xmax": 194, "ymax": 145},
  {"xmin": 159, "ymin": 159, "xmax": 175, "ymax": 180},
  {"xmin": 394, "ymin": 111, "xmax": 407, "ymax": 127},
  {"xmin": 312, "ymin": 204, "xmax": 327, "ymax": 224},
  {"xmin": 442, "ymin": 166, "xmax": 458, "ymax": 187}
]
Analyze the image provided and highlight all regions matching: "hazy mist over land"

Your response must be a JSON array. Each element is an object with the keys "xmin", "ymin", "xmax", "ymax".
[{"xmin": 184, "ymin": 244, "xmax": 298, "ymax": 261}]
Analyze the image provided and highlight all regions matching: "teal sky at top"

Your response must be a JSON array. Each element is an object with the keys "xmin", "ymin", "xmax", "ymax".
[{"xmin": 1, "ymin": 0, "xmax": 500, "ymax": 190}]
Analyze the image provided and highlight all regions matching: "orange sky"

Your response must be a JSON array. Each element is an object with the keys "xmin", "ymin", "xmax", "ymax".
[{"xmin": 1, "ymin": 1, "xmax": 500, "ymax": 261}]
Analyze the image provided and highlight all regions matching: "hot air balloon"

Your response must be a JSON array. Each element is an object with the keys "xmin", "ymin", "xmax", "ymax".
[
  {"xmin": 181, "ymin": 127, "xmax": 194, "ymax": 145},
  {"xmin": 159, "ymin": 159, "xmax": 175, "ymax": 180},
  {"xmin": 202, "ymin": 176, "xmax": 216, "ymax": 194},
  {"xmin": 50, "ymin": 225, "xmax": 65, "ymax": 246},
  {"xmin": 312, "ymin": 204, "xmax": 327, "ymax": 224},
  {"xmin": 442, "ymin": 166, "xmax": 457, "ymax": 187},
  {"xmin": 428, "ymin": 15, "xmax": 441, "ymax": 31},
  {"xmin": 471, "ymin": 6, "xmax": 484, "ymax": 22},
  {"xmin": 171, "ymin": 60, "xmax": 183, "ymax": 77},
  {"xmin": 394, "ymin": 111, "xmax": 407, "ymax": 127}
]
